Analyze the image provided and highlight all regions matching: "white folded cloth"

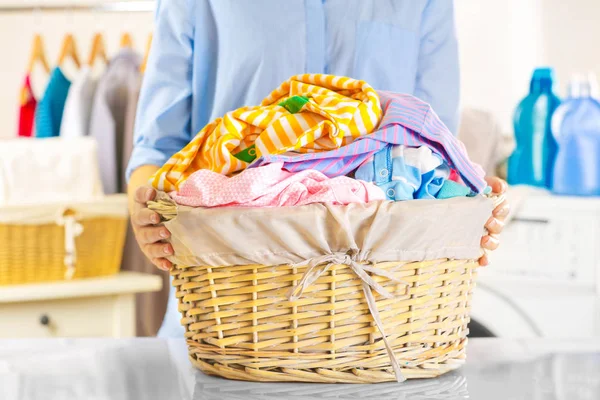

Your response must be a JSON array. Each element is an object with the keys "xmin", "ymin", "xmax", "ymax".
[{"xmin": 0, "ymin": 137, "xmax": 104, "ymax": 206}]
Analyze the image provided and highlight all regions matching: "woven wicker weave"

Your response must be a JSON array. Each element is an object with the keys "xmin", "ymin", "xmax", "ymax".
[
  {"xmin": 0, "ymin": 217, "xmax": 127, "ymax": 285},
  {"xmin": 171, "ymin": 257, "xmax": 478, "ymax": 383}
]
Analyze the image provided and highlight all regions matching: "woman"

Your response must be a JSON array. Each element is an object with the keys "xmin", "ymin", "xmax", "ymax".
[{"xmin": 127, "ymin": 0, "xmax": 509, "ymax": 337}]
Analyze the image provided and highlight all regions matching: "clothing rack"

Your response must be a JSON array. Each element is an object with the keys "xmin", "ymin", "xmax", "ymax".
[{"xmin": 0, "ymin": 1, "xmax": 154, "ymax": 13}]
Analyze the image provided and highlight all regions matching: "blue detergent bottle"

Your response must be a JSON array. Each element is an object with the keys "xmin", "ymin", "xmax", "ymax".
[
  {"xmin": 552, "ymin": 73, "xmax": 600, "ymax": 196},
  {"xmin": 508, "ymin": 67, "xmax": 561, "ymax": 188}
]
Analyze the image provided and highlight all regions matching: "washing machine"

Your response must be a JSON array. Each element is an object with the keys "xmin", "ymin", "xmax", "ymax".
[{"xmin": 469, "ymin": 187, "xmax": 600, "ymax": 338}]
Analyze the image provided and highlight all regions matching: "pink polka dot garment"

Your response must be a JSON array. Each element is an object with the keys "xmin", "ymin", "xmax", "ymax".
[{"xmin": 169, "ymin": 163, "xmax": 386, "ymax": 208}]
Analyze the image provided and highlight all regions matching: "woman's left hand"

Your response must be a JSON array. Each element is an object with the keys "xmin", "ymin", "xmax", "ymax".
[{"xmin": 480, "ymin": 176, "xmax": 510, "ymax": 266}]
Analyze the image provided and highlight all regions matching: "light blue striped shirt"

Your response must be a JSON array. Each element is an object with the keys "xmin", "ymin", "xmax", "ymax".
[
  {"xmin": 252, "ymin": 91, "xmax": 486, "ymax": 192},
  {"xmin": 128, "ymin": 0, "xmax": 460, "ymax": 338}
]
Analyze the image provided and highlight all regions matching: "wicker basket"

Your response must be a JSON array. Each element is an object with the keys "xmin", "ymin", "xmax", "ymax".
[
  {"xmin": 0, "ymin": 196, "xmax": 128, "ymax": 286},
  {"xmin": 172, "ymin": 258, "xmax": 477, "ymax": 383},
  {"xmin": 150, "ymin": 194, "xmax": 499, "ymax": 384}
]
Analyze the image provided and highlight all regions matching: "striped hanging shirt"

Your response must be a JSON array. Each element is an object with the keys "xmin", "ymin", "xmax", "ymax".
[
  {"xmin": 150, "ymin": 74, "xmax": 381, "ymax": 191},
  {"xmin": 251, "ymin": 91, "xmax": 487, "ymax": 193}
]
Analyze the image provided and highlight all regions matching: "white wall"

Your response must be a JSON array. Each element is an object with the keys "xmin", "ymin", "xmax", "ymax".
[
  {"xmin": 455, "ymin": 0, "xmax": 545, "ymax": 133},
  {"xmin": 0, "ymin": 0, "xmax": 597, "ymax": 138},
  {"xmin": 456, "ymin": 0, "xmax": 600, "ymax": 133},
  {"xmin": 542, "ymin": 0, "xmax": 600, "ymax": 94}
]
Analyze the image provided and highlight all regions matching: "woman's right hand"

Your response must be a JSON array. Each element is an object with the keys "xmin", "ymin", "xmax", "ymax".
[{"xmin": 131, "ymin": 186, "xmax": 174, "ymax": 271}]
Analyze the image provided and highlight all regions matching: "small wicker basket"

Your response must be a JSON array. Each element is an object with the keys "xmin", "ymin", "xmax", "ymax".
[
  {"xmin": 0, "ymin": 196, "xmax": 128, "ymax": 286},
  {"xmin": 150, "ymin": 195, "xmax": 499, "ymax": 384}
]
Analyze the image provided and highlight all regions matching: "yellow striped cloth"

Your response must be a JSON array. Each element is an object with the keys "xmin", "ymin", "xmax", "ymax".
[{"xmin": 151, "ymin": 74, "xmax": 382, "ymax": 192}]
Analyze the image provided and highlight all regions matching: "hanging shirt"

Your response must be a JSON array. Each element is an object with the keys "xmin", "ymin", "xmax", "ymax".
[
  {"xmin": 60, "ymin": 66, "xmax": 98, "ymax": 138},
  {"xmin": 122, "ymin": 77, "xmax": 142, "ymax": 192},
  {"xmin": 18, "ymin": 74, "xmax": 37, "ymax": 137},
  {"xmin": 89, "ymin": 50, "xmax": 142, "ymax": 194},
  {"xmin": 35, "ymin": 67, "xmax": 71, "ymax": 138},
  {"xmin": 127, "ymin": 0, "xmax": 460, "ymax": 181}
]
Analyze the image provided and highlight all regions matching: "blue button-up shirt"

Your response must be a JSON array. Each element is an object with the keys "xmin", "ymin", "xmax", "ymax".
[
  {"xmin": 128, "ymin": 0, "xmax": 460, "ymax": 180},
  {"xmin": 128, "ymin": 0, "xmax": 460, "ymax": 337}
]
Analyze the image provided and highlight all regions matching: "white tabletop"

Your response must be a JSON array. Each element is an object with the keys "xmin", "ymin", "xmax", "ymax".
[{"xmin": 0, "ymin": 338, "xmax": 599, "ymax": 400}]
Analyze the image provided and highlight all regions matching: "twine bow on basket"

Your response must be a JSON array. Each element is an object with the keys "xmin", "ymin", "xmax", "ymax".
[
  {"xmin": 56, "ymin": 208, "xmax": 84, "ymax": 280},
  {"xmin": 288, "ymin": 253, "xmax": 410, "ymax": 383}
]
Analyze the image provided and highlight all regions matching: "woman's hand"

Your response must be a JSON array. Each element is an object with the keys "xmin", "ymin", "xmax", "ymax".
[
  {"xmin": 131, "ymin": 186, "xmax": 174, "ymax": 271},
  {"xmin": 480, "ymin": 176, "xmax": 510, "ymax": 266}
]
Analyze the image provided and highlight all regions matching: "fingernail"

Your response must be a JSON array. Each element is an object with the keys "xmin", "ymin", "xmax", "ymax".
[
  {"xmin": 163, "ymin": 245, "xmax": 172, "ymax": 254},
  {"xmin": 160, "ymin": 230, "xmax": 169, "ymax": 238},
  {"xmin": 160, "ymin": 262, "xmax": 170, "ymax": 271},
  {"xmin": 145, "ymin": 188, "xmax": 154, "ymax": 199},
  {"xmin": 494, "ymin": 205, "xmax": 509, "ymax": 217},
  {"xmin": 486, "ymin": 236, "xmax": 499, "ymax": 248},
  {"xmin": 152, "ymin": 215, "xmax": 160, "ymax": 224}
]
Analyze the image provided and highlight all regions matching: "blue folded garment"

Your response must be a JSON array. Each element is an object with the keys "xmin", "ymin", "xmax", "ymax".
[{"xmin": 355, "ymin": 145, "xmax": 476, "ymax": 201}]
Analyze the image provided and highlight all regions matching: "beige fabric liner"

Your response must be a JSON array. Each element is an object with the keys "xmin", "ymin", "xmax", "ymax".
[{"xmin": 153, "ymin": 193, "xmax": 494, "ymax": 267}]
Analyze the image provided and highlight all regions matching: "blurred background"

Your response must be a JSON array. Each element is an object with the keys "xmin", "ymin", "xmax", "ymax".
[
  {"xmin": 2, "ymin": 0, "xmax": 599, "ymax": 138},
  {"xmin": 0, "ymin": 0, "xmax": 599, "ymax": 342}
]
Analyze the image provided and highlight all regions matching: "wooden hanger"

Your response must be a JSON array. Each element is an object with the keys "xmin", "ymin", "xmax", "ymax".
[
  {"xmin": 140, "ymin": 34, "xmax": 153, "ymax": 73},
  {"xmin": 27, "ymin": 34, "xmax": 51, "ymax": 74},
  {"xmin": 87, "ymin": 33, "xmax": 108, "ymax": 66},
  {"xmin": 120, "ymin": 33, "xmax": 134, "ymax": 49},
  {"xmin": 57, "ymin": 33, "xmax": 81, "ymax": 68}
]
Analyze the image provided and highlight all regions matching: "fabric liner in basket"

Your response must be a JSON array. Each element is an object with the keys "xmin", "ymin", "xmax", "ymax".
[{"xmin": 150, "ymin": 193, "xmax": 497, "ymax": 383}]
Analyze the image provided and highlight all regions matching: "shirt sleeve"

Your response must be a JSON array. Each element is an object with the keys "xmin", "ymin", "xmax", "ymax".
[
  {"xmin": 413, "ymin": 0, "xmax": 460, "ymax": 134},
  {"xmin": 126, "ymin": 0, "xmax": 195, "ymax": 181}
]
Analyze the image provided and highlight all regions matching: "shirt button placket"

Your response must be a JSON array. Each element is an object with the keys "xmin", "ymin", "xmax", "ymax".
[{"xmin": 305, "ymin": 0, "xmax": 327, "ymax": 74}]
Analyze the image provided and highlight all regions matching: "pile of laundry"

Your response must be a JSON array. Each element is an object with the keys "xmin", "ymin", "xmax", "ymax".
[{"xmin": 151, "ymin": 74, "xmax": 488, "ymax": 207}]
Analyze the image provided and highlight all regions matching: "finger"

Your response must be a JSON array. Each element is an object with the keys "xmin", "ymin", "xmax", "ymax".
[
  {"xmin": 485, "ymin": 176, "xmax": 508, "ymax": 194},
  {"xmin": 138, "ymin": 226, "xmax": 171, "ymax": 245},
  {"xmin": 144, "ymin": 242, "xmax": 174, "ymax": 259},
  {"xmin": 152, "ymin": 258, "xmax": 173, "ymax": 271},
  {"xmin": 135, "ymin": 186, "xmax": 157, "ymax": 204},
  {"xmin": 481, "ymin": 235, "xmax": 500, "ymax": 251},
  {"xmin": 493, "ymin": 200, "xmax": 510, "ymax": 219},
  {"xmin": 485, "ymin": 217, "xmax": 505, "ymax": 235},
  {"xmin": 479, "ymin": 253, "xmax": 490, "ymax": 267},
  {"xmin": 132, "ymin": 208, "xmax": 161, "ymax": 227}
]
